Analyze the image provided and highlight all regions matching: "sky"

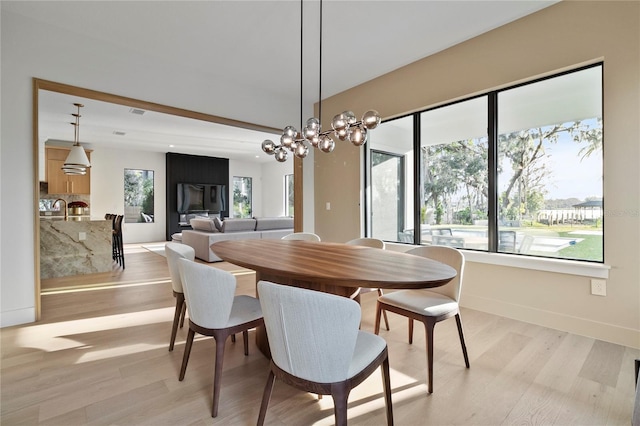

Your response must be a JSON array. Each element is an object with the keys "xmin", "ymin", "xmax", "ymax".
[{"xmin": 498, "ymin": 125, "xmax": 602, "ymax": 201}]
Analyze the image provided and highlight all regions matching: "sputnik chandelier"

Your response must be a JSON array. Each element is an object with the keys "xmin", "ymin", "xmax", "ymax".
[{"xmin": 261, "ymin": 0, "xmax": 381, "ymax": 163}]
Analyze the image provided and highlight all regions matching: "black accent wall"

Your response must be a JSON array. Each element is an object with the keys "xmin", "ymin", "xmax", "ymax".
[{"xmin": 166, "ymin": 152, "xmax": 229, "ymax": 240}]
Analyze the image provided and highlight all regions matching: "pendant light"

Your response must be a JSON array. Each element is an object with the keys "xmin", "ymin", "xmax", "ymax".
[{"xmin": 62, "ymin": 103, "xmax": 91, "ymax": 175}]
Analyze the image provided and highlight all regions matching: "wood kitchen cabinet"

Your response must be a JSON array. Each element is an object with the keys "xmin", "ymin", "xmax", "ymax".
[{"xmin": 45, "ymin": 147, "xmax": 91, "ymax": 194}]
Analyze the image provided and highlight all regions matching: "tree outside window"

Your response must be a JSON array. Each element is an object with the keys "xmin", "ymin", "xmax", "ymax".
[
  {"xmin": 233, "ymin": 176, "xmax": 252, "ymax": 218},
  {"xmin": 285, "ymin": 174, "xmax": 294, "ymax": 216},
  {"xmin": 124, "ymin": 169, "xmax": 154, "ymax": 223}
]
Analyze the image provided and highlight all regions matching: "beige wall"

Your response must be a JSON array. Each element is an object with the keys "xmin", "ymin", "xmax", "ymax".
[{"xmin": 313, "ymin": 1, "xmax": 640, "ymax": 348}]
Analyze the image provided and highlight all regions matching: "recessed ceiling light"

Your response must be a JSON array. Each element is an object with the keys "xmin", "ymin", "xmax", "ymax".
[{"xmin": 169, "ymin": 144, "xmax": 174, "ymax": 148}]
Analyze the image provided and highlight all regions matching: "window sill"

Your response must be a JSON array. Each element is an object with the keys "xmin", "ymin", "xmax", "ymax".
[
  {"xmin": 384, "ymin": 242, "xmax": 610, "ymax": 279},
  {"xmin": 461, "ymin": 250, "xmax": 610, "ymax": 279}
]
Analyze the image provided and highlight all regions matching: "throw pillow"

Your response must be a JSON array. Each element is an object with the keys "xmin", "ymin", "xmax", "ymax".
[
  {"xmin": 190, "ymin": 218, "xmax": 218, "ymax": 232},
  {"xmin": 214, "ymin": 216, "xmax": 224, "ymax": 232}
]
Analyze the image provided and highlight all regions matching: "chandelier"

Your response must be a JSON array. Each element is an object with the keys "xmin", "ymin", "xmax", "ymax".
[
  {"xmin": 261, "ymin": 0, "xmax": 381, "ymax": 162},
  {"xmin": 62, "ymin": 103, "xmax": 91, "ymax": 175}
]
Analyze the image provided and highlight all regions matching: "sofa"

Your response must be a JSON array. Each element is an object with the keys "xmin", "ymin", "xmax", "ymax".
[{"xmin": 181, "ymin": 216, "xmax": 294, "ymax": 262}]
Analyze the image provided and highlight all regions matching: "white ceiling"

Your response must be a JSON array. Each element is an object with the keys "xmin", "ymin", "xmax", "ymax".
[{"xmin": 5, "ymin": 0, "xmax": 558, "ymax": 163}]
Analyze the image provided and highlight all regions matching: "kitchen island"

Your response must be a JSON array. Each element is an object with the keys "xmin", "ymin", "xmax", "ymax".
[{"xmin": 40, "ymin": 218, "xmax": 113, "ymax": 279}]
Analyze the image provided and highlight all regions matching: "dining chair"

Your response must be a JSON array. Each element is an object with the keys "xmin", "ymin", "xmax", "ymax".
[
  {"xmin": 112, "ymin": 214, "xmax": 125, "ymax": 268},
  {"xmin": 256, "ymin": 280, "xmax": 393, "ymax": 426},
  {"xmin": 374, "ymin": 245, "xmax": 469, "ymax": 394},
  {"xmin": 345, "ymin": 237, "xmax": 390, "ymax": 331},
  {"xmin": 634, "ymin": 358, "xmax": 640, "ymax": 426},
  {"xmin": 498, "ymin": 230, "xmax": 517, "ymax": 252},
  {"xmin": 177, "ymin": 258, "xmax": 263, "ymax": 418},
  {"xmin": 281, "ymin": 232, "xmax": 321, "ymax": 241},
  {"xmin": 164, "ymin": 242, "xmax": 195, "ymax": 351},
  {"xmin": 431, "ymin": 234, "xmax": 465, "ymax": 248}
]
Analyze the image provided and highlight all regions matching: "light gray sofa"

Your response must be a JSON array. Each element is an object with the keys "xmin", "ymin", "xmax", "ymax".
[{"xmin": 181, "ymin": 217, "xmax": 294, "ymax": 262}]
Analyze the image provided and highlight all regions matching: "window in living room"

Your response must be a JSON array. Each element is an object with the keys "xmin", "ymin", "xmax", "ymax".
[
  {"xmin": 285, "ymin": 174, "xmax": 294, "ymax": 217},
  {"xmin": 365, "ymin": 63, "xmax": 603, "ymax": 263},
  {"xmin": 124, "ymin": 168, "xmax": 154, "ymax": 223},
  {"xmin": 232, "ymin": 176, "xmax": 252, "ymax": 218}
]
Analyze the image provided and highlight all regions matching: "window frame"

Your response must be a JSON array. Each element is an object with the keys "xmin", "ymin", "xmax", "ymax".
[
  {"xmin": 123, "ymin": 168, "xmax": 154, "ymax": 223},
  {"xmin": 284, "ymin": 173, "xmax": 294, "ymax": 217},
  {"xmin": 232, "ymin": 176, "xmax": 252, "ymax": 218},
  {"xmin": 367, "ymin": 148, "xmax": 407, "ymax": 240},
  {"xmin": 365, "ymin": 63, "xmax": 605, "ymax": 267}
]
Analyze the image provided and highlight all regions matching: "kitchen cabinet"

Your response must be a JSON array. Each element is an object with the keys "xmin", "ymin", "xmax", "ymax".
[{"xmin": 45, "ymin": 147, "xmax": 91, "ymax": 194}]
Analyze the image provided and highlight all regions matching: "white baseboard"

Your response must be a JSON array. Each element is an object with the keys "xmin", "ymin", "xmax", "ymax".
[
  {"xmin": 462, "ymin": 294, "xmax": 640, "ymax": 349},
  {"xmin": 0, "ymin": 307, "xmax": 36, "ymax": 328}
]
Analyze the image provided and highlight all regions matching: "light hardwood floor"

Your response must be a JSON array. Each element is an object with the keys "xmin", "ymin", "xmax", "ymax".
[{"xmin": 2, "ymin": 244, "xmax": 637, "ymax": 425}]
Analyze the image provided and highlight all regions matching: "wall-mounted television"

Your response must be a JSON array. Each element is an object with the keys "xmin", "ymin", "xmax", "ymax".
[{"xmin": 177, "ymin": 183, "xmax": 226, "ymax": 213}]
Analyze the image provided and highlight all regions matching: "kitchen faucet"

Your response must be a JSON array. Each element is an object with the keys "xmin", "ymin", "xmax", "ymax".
[{"xmin": 54, "ymin": 198, "xmax": 68, "ymax": 220}]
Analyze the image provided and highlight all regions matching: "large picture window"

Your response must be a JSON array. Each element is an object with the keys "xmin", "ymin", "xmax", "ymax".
[
  {"xmin": 232, "ymin": 176, "xmax": 252, "ymax": 218},
  {"xmin": 366, "ymin": 64, "xmax": 603, "ymax": 263},
  {"xmin": 124, "ymin": 168, "xmax": 154, "ymax": 223},
  {"xmin": 284, "ymin": 174, "xmax": 294, "ymax": 217}
]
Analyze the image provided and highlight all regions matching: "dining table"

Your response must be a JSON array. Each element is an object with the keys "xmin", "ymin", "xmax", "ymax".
[{"xmin": 210, "ymin": 239, "xmax": 457, "ymax": 357}]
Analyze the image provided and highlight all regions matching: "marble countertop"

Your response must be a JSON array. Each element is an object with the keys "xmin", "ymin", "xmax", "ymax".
[{"xmin": 40, "ymin": 215, "xmax": 104, "ymax": 221}]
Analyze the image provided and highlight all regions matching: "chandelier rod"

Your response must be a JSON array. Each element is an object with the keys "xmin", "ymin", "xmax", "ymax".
[
  {"xmin": 299, "ymin": 0, "xmax": 303, "ymax": 136},
  {"xmin": 260, "ymin": 0, "xmax": 380, "ymax": 162},
  {"xmin": 318, "ymin": 0, "xmax": 323, "ymax": 128}
]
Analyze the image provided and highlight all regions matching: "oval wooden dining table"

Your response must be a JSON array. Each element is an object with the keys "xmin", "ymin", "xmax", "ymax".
[{"xmin": 210, "ymin": 239, "xmax": 457, "ymax": 357}]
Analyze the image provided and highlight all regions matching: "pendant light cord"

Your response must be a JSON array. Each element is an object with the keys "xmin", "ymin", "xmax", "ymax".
[
  {"xmin": 319, "ymin": 0, "xmax": 322, "ymax": 126},
  {"xmin": 300, "ymin": 0, "xmax": 303, "ymax": 132}
]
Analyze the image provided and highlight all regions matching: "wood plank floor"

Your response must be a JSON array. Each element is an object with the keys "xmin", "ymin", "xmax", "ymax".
[{"xmin": 2, "ymin": 244, "xmax": 638, "ymax": 425}]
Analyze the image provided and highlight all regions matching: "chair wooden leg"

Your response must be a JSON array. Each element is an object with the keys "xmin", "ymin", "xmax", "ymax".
[
  {"xmin": 330, "ymin": 383, "xmax": 350, "ymax": 426},
  {"xmin": 455, "ymin": 313, "xmax": 470, "ymax": 368},
  {"xmin": 211, "ymin": 334, "xmax": 227, "ymax": 417},
  {"xmin": 374, "ymin": 302, "xmax": 382, "ymax": 335},
  {"xmin": 257, "ymin": 369, "xmax": 276, "ymax": 426},
  {"xmin": 408, "ymin": 319, "xmax": 414, "ymax": 344},
  {"xmin": 169, "ymin": 294, "xmax": 185, "ymax": 351},
  {"xmin": 179, "ymin": 302, "xmax": 186, "ymax": 328},
  {"xmin": 381, "ymin": 355, "xmax": 394, "ymax": 426},
  {"xmin": 424, "ymin": 320, "xmax": 435, "ymax": 393},
  {"xmin": 377, "ymin": 289, "xmax": 390, "ymax": 331},
  {"xmin": 179, "ymin": 328, "xmax": 195, "ymax": 381},
  {"xmin": 243, "ymin": 330, "xmax": 249, "ymax": 356},
  {"xmin": 117, "ymin": 232, "xmax": 125, "ymax": 268}
]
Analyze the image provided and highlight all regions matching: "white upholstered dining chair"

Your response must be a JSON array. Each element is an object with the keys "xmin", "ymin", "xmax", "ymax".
[
  {"xmin": 375, "ymin": 245, "xmax": 469, "ymax": 394},
  {"xmin": 256, "ymin": 280, "xmax": 393, "ymax": 426},
  {"xmin": 345, "ymin": 237, "xmax": 390, "ymax": 331},
  {"xmin": 281, "ymin": 232, "xmax": 321, "ymax": 241},
  {"xmin": 177, "ymin": 258, "xmax": 263, "ymax": 417},
  {"xmin": 345, "ymin": 237, "xmax": 384, "ymax": 249},
  {"xmin": 164, "ymin": 242, "xmax": 195, "ymax": 351}
]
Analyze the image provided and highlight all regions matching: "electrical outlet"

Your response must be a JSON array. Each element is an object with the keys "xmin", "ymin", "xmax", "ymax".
[
  {"xmin": 591, "ymin": 279, "xmax": 606, "ymax": 296},
  {"xmin": 78, "ymin": 232, "xmax": 87, "ymax": 241}
]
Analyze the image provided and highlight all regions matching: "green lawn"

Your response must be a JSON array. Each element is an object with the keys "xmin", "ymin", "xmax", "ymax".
[
  {"xmin": 446, "ymin": 223, "xmax": 604, "ymax": 262},
  {"xmin": 557, "ymin": 230, "xmax": 603, "ymax": 261},
  {"xmin": 518, "ymin": 224, "xmax": 603, "ymax": 262}
]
